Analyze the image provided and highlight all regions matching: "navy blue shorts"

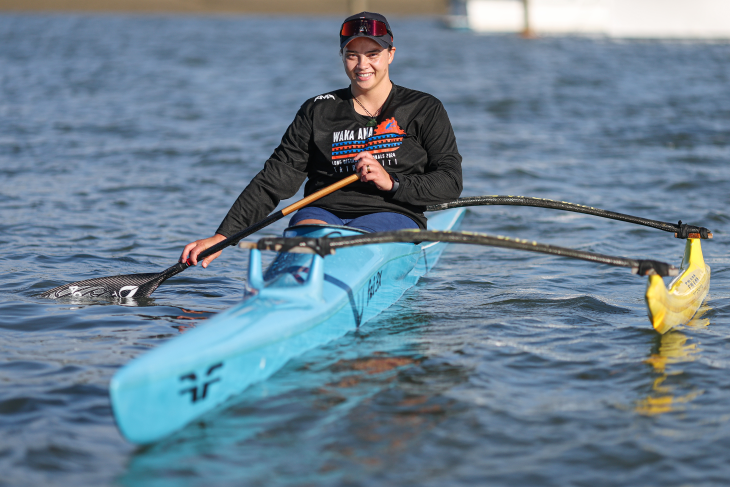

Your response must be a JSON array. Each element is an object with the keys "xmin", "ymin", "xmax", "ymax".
[{"xmin": 288, "ymin": 207, "xmax": 418, "ymax": 233}]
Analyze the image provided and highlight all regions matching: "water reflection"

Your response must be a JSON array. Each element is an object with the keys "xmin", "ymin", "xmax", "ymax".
[
  {"xmin": 314, "ymin": 354, "xmax": 461, "ymax": 471},
  {"xmin": 117, "ymin": 349, "xmax": 466, "ymax": 485},
  {"xmin": 169, "ymin": 307, "xmax": 215, "ymax": 333},
  {"xmin": 636, "ymin": 306, "xmax": 710, "ymax": 416},
  {"xmin": 134, "ymin": 306, "xmax": 215, "ymax": 333}
]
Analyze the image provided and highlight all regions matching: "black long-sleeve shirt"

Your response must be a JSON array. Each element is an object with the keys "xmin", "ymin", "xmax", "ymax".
[{"xmin": 216, "ymin": 84, "xmax": 462, "ymax": 236}]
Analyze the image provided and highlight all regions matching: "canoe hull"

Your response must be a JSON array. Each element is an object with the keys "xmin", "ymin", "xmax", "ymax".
[{"xmin": 110, "ymin": 208, "xmax": 465, "ymax": 444}]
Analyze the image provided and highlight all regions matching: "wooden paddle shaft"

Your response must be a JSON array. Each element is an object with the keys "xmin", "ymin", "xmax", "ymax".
[
  {"xmin": 198, "ymin": 174, "xmax": 361, "ymax": 261},
  {"xmin": 43, "ymin": 174, "xmax": 362, "ymax": 299},
  {"xmin": 281, "ymin": 174, "xmax": 360, "ymax": 216}
]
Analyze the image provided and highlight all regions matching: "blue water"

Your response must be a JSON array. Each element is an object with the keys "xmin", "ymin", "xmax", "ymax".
[{"xmin": 1, "ymin": 14, "xmax": 729, "ymax": 487}]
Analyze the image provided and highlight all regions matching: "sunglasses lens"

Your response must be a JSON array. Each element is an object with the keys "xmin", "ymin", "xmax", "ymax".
[
  {"xmin": 341, "ymin": 19, "xmax": 389, "ymax": 38},
  {"xmin": 370, "ymin": 21, "xmax": 389, "ymax": 36}
]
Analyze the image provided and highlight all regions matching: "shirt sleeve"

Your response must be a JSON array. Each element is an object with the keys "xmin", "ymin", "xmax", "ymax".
[
  {"xmin": 390, "ymin": 100, "xmax": 463, "ymax": 206},
  {"xmin": 215, "ymin": 104, "xmax": 312, "ymax": 237}
]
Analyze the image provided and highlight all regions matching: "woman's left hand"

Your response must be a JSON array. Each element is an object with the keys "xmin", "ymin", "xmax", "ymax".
[{"xmin": 354, "ymin": 151, "xmax": 393, "ymax": 191}]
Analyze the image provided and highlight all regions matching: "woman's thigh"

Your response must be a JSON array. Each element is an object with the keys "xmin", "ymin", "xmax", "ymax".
[
  {"xmin": 289, "ymin": 207, "xmax": 345, "ymax": 226},
  {"xmin": 346, "ymin": 212, "xmax": 418, "ymax": 233},
  {"xmin": 290, "ymin": 207, "xmax": 418, "ymax": 233}
]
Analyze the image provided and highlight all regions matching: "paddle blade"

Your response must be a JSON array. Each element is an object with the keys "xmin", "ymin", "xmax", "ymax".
[{"xmin": 40, "ymin": 263, "xmax": 188, "ymax": 300}]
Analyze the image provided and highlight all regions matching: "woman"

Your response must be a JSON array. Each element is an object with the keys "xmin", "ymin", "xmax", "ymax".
[{"xmin": 181, "ymin": 12, "xmax": 462, "ymax": 268}]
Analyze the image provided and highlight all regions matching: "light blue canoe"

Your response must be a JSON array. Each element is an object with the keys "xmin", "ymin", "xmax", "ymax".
[{"xmin": 110, "ymin": 208, "xmax": 466, "ymax": 444}]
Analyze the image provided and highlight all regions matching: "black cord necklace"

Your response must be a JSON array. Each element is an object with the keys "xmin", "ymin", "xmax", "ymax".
[{"xmin": 353, "ymin": 96, "xmax": 385, "ymax": 127}]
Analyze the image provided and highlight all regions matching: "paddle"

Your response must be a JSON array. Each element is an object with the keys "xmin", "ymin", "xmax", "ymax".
[
  {"xmin": 41, "ymin": 174, "xmax": 361, "ymax": 300},
  {"xmin": 243, "ymin": 229, "xmax": 679, "ymax": 277},
  {"xmin": 427, "ymin": 196, "xmax": 713, "ymax": 239}
]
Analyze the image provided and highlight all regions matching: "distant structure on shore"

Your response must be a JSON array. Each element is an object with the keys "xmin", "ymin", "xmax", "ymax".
[
  {"xmin": 0, "ymin": 0, "xmax": 447, "ymax": 15},
  {"xmin": 448, "ymin": 0, "xmax": 730, "ymax": 38}
]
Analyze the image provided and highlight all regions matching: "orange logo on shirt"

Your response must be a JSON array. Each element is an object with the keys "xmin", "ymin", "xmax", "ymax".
[
  {"xmin": 331, "ymin": 117, "xmax": 406, "ymax": 163},
  {"xmin": 374, "ymin": 118, "xmax": 406, "ymax": 136}
]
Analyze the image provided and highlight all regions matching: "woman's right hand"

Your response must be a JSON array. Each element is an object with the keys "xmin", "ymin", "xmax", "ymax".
[
  {"xmin": 180, "ymin": 233, "xmax": 227, "ymax": 268},
  {"xmin": 354, "ymin": 151, "xmax": 394, "ymax": 191}
]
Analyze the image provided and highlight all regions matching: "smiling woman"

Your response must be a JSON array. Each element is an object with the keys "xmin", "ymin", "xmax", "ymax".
[{"xmin": 181, "ymin": 11, "xmax": 463, "ymax": 269}]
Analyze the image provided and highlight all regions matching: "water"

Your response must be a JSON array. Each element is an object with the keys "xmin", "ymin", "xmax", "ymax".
[{"xmin": 1, "ymin": 14, "xmax": 729, "ymax": 487}]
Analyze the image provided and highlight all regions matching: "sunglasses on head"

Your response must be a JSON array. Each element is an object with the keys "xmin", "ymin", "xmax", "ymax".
[{"xmin": 340, "ymin": 19, "xmax": 391, "ymax": 38}]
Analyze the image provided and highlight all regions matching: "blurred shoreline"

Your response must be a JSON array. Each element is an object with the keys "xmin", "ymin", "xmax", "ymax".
[{"xmin": 0, "ymin": 0, "xmax": 447, "ymax": 15}]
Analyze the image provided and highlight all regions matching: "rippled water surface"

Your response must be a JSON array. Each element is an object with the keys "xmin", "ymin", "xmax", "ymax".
[{"xmin": 1, "ymin": 14, "xmax": 730, "ymax": 487}]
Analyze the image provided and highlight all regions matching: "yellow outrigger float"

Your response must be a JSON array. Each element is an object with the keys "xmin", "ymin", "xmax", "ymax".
[
  {"xmin": 646, "ymin": 238, "xmax": 711, "ymax": 334},
  {"xmin": 426, "ymin": 195, "xmax": 715, "ymax": 334}
]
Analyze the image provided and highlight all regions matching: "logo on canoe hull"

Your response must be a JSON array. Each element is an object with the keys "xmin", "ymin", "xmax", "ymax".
[
  {"xmin": 367, "ymin": 271, "xmax": 382, "ymax": 305},
  {"xmin": 282, "ymin": 266, "xmax": 385, "ymax": 328},
  {"xmin": 179, "ymin": 362, "xmax": 223, "ymax": 403}
]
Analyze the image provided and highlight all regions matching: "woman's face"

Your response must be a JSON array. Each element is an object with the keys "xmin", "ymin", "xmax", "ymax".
[{"xmin": 342, "ymin": 37, "xmax": 395, "ymax": 94}]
